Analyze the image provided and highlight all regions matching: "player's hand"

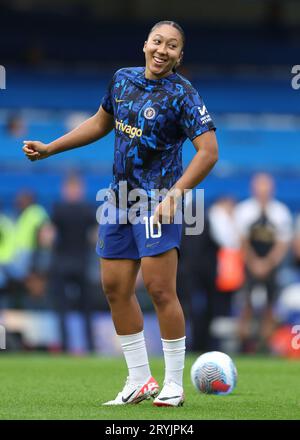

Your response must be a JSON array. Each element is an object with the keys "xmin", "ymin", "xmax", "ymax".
[
  {"xmin": 153, "ymin": 189, "xmax": 181, "ymax": 225},
  {"xmin": 22, "ymin": 140, "xmax": 50, "ymax": 161}
]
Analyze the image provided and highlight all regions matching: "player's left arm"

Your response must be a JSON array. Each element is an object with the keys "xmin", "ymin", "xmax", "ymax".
[
  {"xmin": 173, "ymin": 130, "xmax": 218, "ymax": 193},
  {"xmin": 153, "ymin": 130, "xmax": 218, "ymax": 224}
]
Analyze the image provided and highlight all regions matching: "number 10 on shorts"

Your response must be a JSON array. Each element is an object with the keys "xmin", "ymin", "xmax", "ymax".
[{"xmin": 143, "ymin": 216, "xmax": 162, "ymax": 239}]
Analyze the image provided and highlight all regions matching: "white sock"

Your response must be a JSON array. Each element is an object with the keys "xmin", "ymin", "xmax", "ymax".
[
  {"xmin": 161, "ymin": 336, "xmax": 186, "ymax": 388},
  {"xmin": 118, "ymin": 331, "xmax": 151, "ymax": 384}
]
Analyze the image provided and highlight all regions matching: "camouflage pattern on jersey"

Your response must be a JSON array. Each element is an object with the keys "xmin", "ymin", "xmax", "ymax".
[{"xmin": 102, "ymin": 67, "xmax": 215, "ymax": 202}]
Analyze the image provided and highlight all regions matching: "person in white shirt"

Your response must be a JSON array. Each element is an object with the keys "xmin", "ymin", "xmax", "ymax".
[
  {"xmin": 209, "ymin": 196, "xmax": 240, "ymax": 250},
  {"xmin": 235, "ymin": 173, "xmax": 293, "ymax": 352}
]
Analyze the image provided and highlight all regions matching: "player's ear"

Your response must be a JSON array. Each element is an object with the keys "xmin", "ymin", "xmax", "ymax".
[
  {"xmin": 176, "ymin": 51, "xmax": 184, "ymax": 68},
  {"xmin": 143, "ymin": 41, "xmax": 147, "ymax": 53}
]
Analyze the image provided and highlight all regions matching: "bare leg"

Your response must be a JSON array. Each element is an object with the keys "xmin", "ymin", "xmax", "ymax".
[
  {"xmin": 100, "ymin": 258, "xmax": 142, "ymax": 335},
  {"xmin": 141, "ymin": 249, "xmax": 185, "ymax": 339},
  {"xmin": 100, "ymin": 258, "xmax": 159, "ymax": 403},
  {"xmin": 142, "ymin": 249, "xmax": 186, "ymax": 400}
]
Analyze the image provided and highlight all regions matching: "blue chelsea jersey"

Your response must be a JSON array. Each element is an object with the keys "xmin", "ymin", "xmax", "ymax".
[{"xmin": 101, "ymin": 67, "xmax": 215, "ymax": 199}]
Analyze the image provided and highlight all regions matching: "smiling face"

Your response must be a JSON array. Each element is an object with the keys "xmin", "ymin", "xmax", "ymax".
[{"xmin": 143, "ymin": 24, "xmax": 184, "ymax": 80}]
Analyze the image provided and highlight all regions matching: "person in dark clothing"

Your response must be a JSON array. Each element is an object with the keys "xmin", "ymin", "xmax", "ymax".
[
  {"xmin": 177, "ymin": 213, "xmax": 219, "ymax": 352},
  {"xmin": 50, "ymin": 174, "xmax": 96, "ymax": 352}
]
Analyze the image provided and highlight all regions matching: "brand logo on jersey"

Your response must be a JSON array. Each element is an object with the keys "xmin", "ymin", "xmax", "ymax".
[
  {"xmin": 198, "ymin": 105, "xmax": 207, "ymax": 116},
  {"xmin": 198, "ymin": 105, "xmax": 212, "ymax": 125},
  {"xmin": 144, "ymin": 107, "xmax": 156, "ymax": 120},
  {"xmin": 115, "ymin": 119, "xmax": 143, "ymax": 139}
]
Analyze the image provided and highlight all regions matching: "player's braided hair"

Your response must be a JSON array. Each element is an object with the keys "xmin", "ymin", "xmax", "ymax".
[{"xmin": 147, "ymin": 20, "xmax": 185, "ymax": 72}]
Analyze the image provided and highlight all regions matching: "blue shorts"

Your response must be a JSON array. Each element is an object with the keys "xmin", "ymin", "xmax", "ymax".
[{"xmin": 96, "ymin": 203, "xmax": 182, "ymax": 259}]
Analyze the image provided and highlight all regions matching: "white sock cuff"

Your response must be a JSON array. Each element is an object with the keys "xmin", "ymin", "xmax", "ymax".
[
  {"xmin": 161, "ymin": 336, "xmax": 186, "ymax": 344},
  {"xmin": 161, "ymin": 336, "xmax": 186, "ymax": 353},
  {"xmin": 161, "ymin": 337, "xmax": 186, "ymax": 387},
  {"xmin": 118, "ymin": 331, "xmax": 146, "ymax": 350}
]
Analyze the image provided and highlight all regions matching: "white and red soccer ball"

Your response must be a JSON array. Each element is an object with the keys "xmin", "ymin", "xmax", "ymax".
[{"xmin": 191, "ymin": 351, "xmax": 237, "ymax": 395}]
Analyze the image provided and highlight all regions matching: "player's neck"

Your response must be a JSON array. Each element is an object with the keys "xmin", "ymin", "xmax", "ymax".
[{"xmin": 144, "ymin": 66, "xmax": 174, "ymax": 81}]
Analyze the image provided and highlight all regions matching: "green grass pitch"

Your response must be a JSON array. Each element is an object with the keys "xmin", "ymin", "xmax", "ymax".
[{"xmin": 0, "ymin": 354, "xmax": 299, "ymax": 420}]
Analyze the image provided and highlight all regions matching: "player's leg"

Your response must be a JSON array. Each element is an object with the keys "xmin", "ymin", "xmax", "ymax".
[
  {"xmin": 97, "ymin": 207, "xmax": 159, "ymax": 405},
  {"xmin": 141, "ymin": 249, "xmax": 185, "ymax": 339},
  {"xmin": 141, "ymin": 249, "xmax": 185, "ymax": 407},
  {"xmin": 97, "ymin": 208, "xmax": 146, "ymax": 335},
  {"xmin": 100, "ymin": 257, "xmax": 142, "ymax": 335},
  {"xmin": 100, "ymin": 257, "xmax": 159, "ymax": 405}
]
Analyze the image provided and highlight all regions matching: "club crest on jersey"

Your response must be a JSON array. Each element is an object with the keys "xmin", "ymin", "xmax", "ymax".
[{"xmin": 144, "ymin": 107, "xmax": 156, "ymax": 120}]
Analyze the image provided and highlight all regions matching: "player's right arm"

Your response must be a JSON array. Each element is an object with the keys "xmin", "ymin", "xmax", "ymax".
[{"xmin": 23, "ymin": 106, "xmax": 114, "ymax": 161}]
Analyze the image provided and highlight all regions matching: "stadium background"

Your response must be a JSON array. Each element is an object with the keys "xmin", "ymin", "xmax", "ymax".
[{"xmin": 0, "ymin": 0, "xmax": 300, "ymax": 357}]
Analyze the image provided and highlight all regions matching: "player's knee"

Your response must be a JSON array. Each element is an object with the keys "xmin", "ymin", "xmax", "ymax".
[
  {"xmin": 146, "ymin": 280, "xmax": 173, "ymax": 307},
  {"xmin": 102, "ymin": 278, "xmax": 122, "ymax": 304}
]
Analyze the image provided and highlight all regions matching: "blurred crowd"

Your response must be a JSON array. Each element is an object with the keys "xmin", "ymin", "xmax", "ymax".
[
  {"xmin": 0, "ymin": 174, "xmax": 100, "ymax": 352},
  {"xmin": 1, "ymin": 172, "xmax": 300, "ymax": 355},
  {"xmin": 178, "ymin": 173, "xmax": 300, "ymax": 355}
]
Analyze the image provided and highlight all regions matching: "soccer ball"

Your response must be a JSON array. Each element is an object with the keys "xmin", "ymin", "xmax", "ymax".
[{"xmin": 190, "ymin": 351, "xmax": 237, "ymax": 395}]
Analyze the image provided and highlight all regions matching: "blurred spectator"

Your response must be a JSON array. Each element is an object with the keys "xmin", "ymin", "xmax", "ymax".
[
  {"xmin": 0, "ymin": 192, "xmax": 48, "ymax": 309},
  {"xmin": 177, "ymin": 204, "xmax": 219, "ymax": 352},
  {"xmin": 0, "ymin": 210, "xmax": 15, "ymax": 292},
  {"xmin": 24, "ymin": 222, "xmax": 55, "ymax": 309},
  {"xmin": 14, "ymin": 191, "xmax": 49, "ymax": 280},
  {"xmin": 5, "ymin": 114, "xmax": 27, "ymax": 138},
  {"xmin": 209, "ymin": 196, "xmax": 244, "ymax": 315},
  {"xmin": 292, "ymin": 214, "xmax": 300, "ymax": 279},
  {"xmin": 209, "ymin": 197, "xmax": 240, "ymax": 251},
  {"xmin": 235, "ymin": 173, "xmax": 293, "ymax": 353},
  {"xmin": 49, "ymin": 174, "xmax": 96, "ymax": 353}
]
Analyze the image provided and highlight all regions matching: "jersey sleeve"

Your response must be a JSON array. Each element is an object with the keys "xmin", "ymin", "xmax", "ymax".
[
  {"xmin": 101, "ymin": 76, "xmax": 114, "ymax": 115},
  {"xmin": 179, "ymin": 88, "xmax": 216, "ymax": 140}
]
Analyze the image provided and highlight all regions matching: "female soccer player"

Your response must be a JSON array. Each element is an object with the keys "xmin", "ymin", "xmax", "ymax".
[{"xmin": 23, "ymin": 21, "xmax": 218, "ymax": 407}]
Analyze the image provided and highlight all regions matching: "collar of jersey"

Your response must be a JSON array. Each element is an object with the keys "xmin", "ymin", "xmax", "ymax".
[{"xmin": 130, "ymin": 67, "xmax": 177, "ymax": 90}]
